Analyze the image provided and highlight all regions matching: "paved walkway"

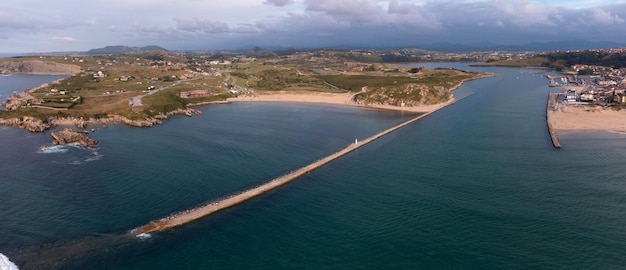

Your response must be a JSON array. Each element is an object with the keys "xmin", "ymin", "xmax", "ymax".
[{"xmin": 130, "ymin": 80, "xmax": 184, "ymax": 107}]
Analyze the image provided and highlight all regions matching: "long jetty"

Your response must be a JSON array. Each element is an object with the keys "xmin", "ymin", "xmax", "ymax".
[
  {"xmin": 546, "ymin": 92, "xmax": 561, "ymax": 149},
  {"xmin": 130, "ymin": 104, "xmax": 451, "ymax": 236}
]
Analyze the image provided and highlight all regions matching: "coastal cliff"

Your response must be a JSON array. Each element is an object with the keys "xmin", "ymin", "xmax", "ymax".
[
  {"xmin": 51, "ymin": 128, "xmax": 98, "ymax": 148},
  {"xmin": 0, "ymin": 59, "xmax": 80, "ymax": 75}
]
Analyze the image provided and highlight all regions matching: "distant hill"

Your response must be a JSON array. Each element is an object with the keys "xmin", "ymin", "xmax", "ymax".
[
  {"xmin": 85, "ymin": 45, "xmax": 168, "ymax": 55},
  {"xmin": 418, "ymin": 40, "xmax": 625, "ymax": 53}
]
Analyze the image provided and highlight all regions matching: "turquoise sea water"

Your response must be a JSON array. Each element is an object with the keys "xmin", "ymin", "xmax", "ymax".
[{"xmin": 3, "ymin": 64, "xmax": 626, "ymax": 269}]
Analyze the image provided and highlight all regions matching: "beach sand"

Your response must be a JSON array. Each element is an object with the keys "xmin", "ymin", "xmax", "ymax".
[
  {"xmin": 227, "ymin": 91, "xmax": 455, "ymax": 113},
  {"xmin": 548, "ymin": 104, "xmax": 626, "ymax": 133}
]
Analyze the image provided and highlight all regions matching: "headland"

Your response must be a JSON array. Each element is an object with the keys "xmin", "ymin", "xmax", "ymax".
[{"xmin": 0, "ymin": 51, "xmax": 490, "ymax": 135}]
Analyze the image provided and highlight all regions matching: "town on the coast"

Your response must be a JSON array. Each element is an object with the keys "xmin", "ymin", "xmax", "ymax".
[{"xmin": 548, "ymin": 65, "xmax": 626, "ymax": 105}]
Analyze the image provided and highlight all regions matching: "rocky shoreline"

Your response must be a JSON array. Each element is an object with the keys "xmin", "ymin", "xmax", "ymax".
[{"xmin": 0, "ymin": 108, "xmax": 203, "ymax": 132}]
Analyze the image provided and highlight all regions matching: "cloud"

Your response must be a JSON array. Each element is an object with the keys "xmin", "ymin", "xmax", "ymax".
[
  {"xmin": 4, "ymin": 0, "xmax": 626, "ymax": 53},
  {"xmin": 587, "ymin": 8, "xmax": 624, "ymax": 25},
  {"xmin": 174, "ymin": 18, "xmax": 231, "ymax": 33},
  {"xmin": 52, "ymin": 36, "xmax": 77, "ymax": 42},
  {"xmin": 264, "ymin": 0, "xmax": 294, "ymax": 6},
  {"xmin": 85, "ymin": 17, "xmax": 97, "ymax": 26},
  {"xmin": 0, "ymin": 7, "xmax": 66, "ymax": 30},
  {"xmin": 388, "ymin": 0, "xmax": 415, "ymax": 15},
  {"xmin": 305, "ymin": 0, "xmax": 384, "ymax": 22}
]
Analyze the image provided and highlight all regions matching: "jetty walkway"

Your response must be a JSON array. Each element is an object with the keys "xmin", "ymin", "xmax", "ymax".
[
  {"xmin": 546, "ymin": 92, "xmax": 561, "ymax": 149},
  {"xmin": 131, "ymin": 104, "xmax": 448, "ymax": 236}
]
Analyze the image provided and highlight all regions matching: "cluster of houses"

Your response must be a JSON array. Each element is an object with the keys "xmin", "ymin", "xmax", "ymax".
[{"xmin": 554, "ymin": 65, "xmax": 626, "ymax": 105}]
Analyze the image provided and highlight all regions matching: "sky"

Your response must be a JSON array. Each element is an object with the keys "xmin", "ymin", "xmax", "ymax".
[{"xmin": 2, "ymin": 0, "xmax": 626, "ymax": 53}]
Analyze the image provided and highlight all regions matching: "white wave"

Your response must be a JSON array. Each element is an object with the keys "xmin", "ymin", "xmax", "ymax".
[
  {"xmin": 608, "ymin": 131, "xmax": 626, "ymax": 136},
  {"xmin": 136, "ymin": 233, "xmax": 152, "ymax": 239},
  {"xmin": 0, "ymin": 253, "xmax": 19, "ymax": 270},
  {"xmin": 38, "ymin": 144, "xmax": 103, "ymax": 164},
  {"xmin": 37, "ymin": 145, "xmax": 69, "ymax": 154},
  {"xmin": 85, "ymin": 151, "xmax": 103, "ymax": 162},
  {"xmin": 71, "ymin": 150, "xmax": 103, "ymax": 165}
]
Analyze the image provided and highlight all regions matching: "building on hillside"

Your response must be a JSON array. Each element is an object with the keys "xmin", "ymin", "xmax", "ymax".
[{"xmin": 180, "ymin": 90, "xmax": 210, "ymax": 98}]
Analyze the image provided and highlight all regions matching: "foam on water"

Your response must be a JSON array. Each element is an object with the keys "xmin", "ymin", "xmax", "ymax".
[
  {"xmin": 135, "ymin": 233, "xmax": 152, "ymax": 239},
  {"xmin": 37, "ymin": 143, "xmax": 103, "ymax": 164},
  {"xmin": 0, "ymin": 253, "xmax": 18, "ymax": 270},
  {"xmin": 71, "ymin": 150, "xmax": 103, "ymax": 165},
  {"xmin": 37, "ymin": 145, "xmax": 70, "ymax": 154}
]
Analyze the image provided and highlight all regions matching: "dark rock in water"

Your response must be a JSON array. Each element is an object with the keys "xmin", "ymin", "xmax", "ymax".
[{"xmin": 51, "ymin": 128, "xmax": 98, "ymax": 148}]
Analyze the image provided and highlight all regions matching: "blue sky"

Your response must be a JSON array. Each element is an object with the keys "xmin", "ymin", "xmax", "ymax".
[{"xmin": 1, "ymin": 0, "xmax": 626, "ymax": 53}]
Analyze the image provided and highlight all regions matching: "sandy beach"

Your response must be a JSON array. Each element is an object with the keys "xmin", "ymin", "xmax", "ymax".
[
  {"xmin": 226, "ymin": 91, "xmax": 455, "ymax": 113},
  {"xmin": 548, "ymin": 104, "xmax": 626, "ymax": 133},
  {"xmin": 548, "ymin": 84, "xmax": 626, "ymax": 133}
]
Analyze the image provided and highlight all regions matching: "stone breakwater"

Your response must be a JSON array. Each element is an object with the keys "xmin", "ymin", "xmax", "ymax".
[
  {"xmin": 546, "ymin": 92, "xmax": 561, "ymax": 149},
  {"xmin": 130, "ymin": 98, "xmax": 458, "ymax": 236}
]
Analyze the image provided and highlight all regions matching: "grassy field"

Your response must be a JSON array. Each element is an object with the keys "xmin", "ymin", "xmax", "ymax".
[
  {"xmin": 1, "ymin": 52, "xmax": 487, "ymax": 123},
  {"xmin": 353, "ymin": 69, "xmax": 479, "ymax": 106}
]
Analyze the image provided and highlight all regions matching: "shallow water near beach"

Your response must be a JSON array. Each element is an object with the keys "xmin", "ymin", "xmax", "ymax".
[{"xmin": 3, "ymin": 64, "xmax": 626, "ymax": 269}]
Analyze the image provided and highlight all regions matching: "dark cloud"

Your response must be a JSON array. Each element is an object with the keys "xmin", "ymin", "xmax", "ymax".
[
  {"xmin": 5, "ymin": 0, "xmax": 626, "ymax": 53},
  {"xmin": 155, "ymin": 1, "xmax": 626, "ymax": 50},
  {"xmin": 264, "ymin": 0, "xmax": 294, "ymax": 7},
  {"xmin": 305, "ymin": 0, "xmax": 385, "ymax": 23},
  {"xmin": 174, "ymin": 18, "xmax": 231, "ymax": 33}
]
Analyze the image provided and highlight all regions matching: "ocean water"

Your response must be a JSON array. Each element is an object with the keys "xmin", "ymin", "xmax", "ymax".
[
  {"xmin": 0, "ymin": 74, "xmax": 66, "ymax": 98},
  {"xmin": 2, "ymin": 65, "xmax": 626, "ymax": 269}
]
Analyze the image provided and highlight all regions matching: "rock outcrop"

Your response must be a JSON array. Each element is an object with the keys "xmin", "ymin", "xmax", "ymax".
[
  {"xmin": 51, "ymin": 128, "xmax": 98, "ymax": 148},
  {"xmin": 0, "ymin": 116, "xmax": 50, "ymax": 132}
]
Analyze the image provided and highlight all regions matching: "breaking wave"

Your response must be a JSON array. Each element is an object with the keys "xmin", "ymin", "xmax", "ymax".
[
  {"xmin": 37, "ymin": 144, "xmax": 103, "ymax": 164},
  {"xmin": 0, "ymin": 253, "xmax": 18, "ymax": 270},
  {"xmin": 37, "ymin": 145, "xmax": 70, "ymax": 154},
  {"xmin": 135, "ymin": 233, "xmax": 152, "ymax": 239},
  {"xmin": 71, "ymin": 150, "xmax": 103, "ymax": 165}
]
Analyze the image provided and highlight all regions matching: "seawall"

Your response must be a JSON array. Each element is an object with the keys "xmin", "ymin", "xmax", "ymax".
[
  {"xmin": 546, "ymin": 92, "xmax": 561, "ymax": 149},
  {"xmin": 130, "ymin": 101, "xmax": 457, "ymax": 236}
]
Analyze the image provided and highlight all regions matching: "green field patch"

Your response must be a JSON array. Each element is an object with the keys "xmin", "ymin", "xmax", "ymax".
[{"xmin": 315, "ymin": 74, "xmax": 418, "ymax": 91}]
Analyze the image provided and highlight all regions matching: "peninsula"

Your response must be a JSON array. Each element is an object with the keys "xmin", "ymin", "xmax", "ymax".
[{"xmin": 0, "ymin": 49, "xmax": 490, "ymax": 133}]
